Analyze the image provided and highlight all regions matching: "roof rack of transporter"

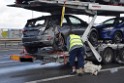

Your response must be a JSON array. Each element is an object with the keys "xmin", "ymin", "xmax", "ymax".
[{"xmin": 8, "ymin": 0, "xmax": 124, "ymax": 16}]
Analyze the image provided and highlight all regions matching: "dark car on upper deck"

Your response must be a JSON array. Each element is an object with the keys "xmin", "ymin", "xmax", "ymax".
[
  {"xmin": 22, "ymin": 14, "xmax": 97, "ymax": 54},
  {"xmin": 95, "ymin": 17, "xmax": 124, "ymax": 43}
]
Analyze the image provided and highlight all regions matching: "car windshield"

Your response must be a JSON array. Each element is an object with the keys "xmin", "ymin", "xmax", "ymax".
[
  {"xmin": 102, "ymin": 17, "xmax": 124, "ymax": 25},
  {"xmin": 102, "ymin": 18, "xmax": 114, "ymax": 25},
  {"xmin": 25, "ymin": 18, "xmax": 46, "ymax": 31}
]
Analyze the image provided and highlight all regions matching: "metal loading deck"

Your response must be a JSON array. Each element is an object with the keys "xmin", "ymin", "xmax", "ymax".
[{"xmin": 8, "ymin": 0, "xmax": 124, "ymax": 16}]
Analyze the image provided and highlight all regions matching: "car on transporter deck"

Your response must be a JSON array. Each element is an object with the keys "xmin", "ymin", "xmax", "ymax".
[
  {"xmin": 22, "ymin": 14, "xmax": 98, "ymax": 54},
  {"xmin": 94, "ymin": 17, "xmax": 124, "ymax": 43}
]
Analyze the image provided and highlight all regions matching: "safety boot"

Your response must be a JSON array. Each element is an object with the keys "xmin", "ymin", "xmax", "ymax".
[{"xmin": 76, "ymin": 68, "xmax": 84, "ymax": 76}]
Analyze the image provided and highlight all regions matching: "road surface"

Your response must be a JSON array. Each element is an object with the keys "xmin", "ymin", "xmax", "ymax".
[{"xmin": 0, "ymin": 48, "xmax": 124, "ymax": 83}]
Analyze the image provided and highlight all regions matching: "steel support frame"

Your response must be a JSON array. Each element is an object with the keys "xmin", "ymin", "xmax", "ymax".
[{"xmin": 82, "ymin": 13, "xmax": 102, "ymax": 62}]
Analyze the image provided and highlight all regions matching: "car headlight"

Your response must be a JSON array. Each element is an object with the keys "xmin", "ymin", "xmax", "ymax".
[{"xmin": 103, "ymin": 27, "xmax": 114, "ymax": 31}]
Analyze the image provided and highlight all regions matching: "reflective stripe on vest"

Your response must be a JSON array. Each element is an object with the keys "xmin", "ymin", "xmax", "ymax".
[{"xmin": 69, "ymin": 34, "xmax": 83, "ymax": 50}]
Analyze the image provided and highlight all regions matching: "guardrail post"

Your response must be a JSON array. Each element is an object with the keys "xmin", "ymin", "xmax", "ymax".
[{"xmin": 5, "ymin": 42, "xmax": 6, "ymax": 48}]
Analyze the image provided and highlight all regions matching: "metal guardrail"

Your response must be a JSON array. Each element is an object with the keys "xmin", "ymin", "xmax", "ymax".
[
  {"xmin": 0, "ymin": 38, "xmax": 22, "ymax": 48},
  {"xmin": 0, "ymin": 38, "xmax": 21, "ymax": 41}
]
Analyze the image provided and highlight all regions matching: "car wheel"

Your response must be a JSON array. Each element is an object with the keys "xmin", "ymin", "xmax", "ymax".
[
  {"xmin": 53, "ymin": 34, "xmax": 66, "ymax": 51},
  {"xmin": 113, "ymin": 32, "xmax": 123, "ymax": 43},
  {"xmin": 89, "ymin": 31, "xmax": 98, "ymax": 46},
  {"xmin": 25, "ymin": 46, "xmax": 38, "ymax": 54},
  {"xmin": 102, "ymin": 48, "xmax": 114, "ymax": 64}
]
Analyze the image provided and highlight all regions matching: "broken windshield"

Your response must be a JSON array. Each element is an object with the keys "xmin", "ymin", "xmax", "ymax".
[{"xmin": 26, "ymin": 18, "xmax": 46, "ymax": 31}]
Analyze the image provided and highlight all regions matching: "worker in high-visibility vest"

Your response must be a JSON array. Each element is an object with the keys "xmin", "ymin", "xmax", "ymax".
[{"xmin": 67, "ymin": 34, "xmax": 85, "ymax": 76}]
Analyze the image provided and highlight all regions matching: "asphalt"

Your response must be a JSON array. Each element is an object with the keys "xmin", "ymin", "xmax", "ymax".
[
  {"xmin": 0, "ymin": 47, "xmax": 124, "ymax": 83},
  {"xmin": 28, "ymin": 67, "xmax": 124, "ymax": 83}
]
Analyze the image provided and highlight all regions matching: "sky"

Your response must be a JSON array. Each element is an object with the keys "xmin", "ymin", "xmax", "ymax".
[
  {"xmin": 0, "ymin": 0, "xmax": 48, "ymax": 29},
  {"xmin": 0, "ymin": 0, "xmax": 114, "ymax": 29}
]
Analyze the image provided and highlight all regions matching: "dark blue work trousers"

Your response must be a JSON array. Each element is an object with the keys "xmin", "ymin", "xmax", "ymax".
[{"xmin": 69, "ymin": 47, "xmax": 84, "ymax": 68}]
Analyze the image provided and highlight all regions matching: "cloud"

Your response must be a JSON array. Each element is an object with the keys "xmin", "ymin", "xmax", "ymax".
[
  {"xmin": 0, "ymin": 0, "xmax": 30, "ymax": 29},
  {"xmin": 0, "ymin": 0, "xmax": 46, "ymax": 29},
  {"xmin": 0, "ymin": 0, "xmax": 114, "ymax": 29}
]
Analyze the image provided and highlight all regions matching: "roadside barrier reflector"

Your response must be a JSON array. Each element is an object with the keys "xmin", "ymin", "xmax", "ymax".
[{"xmin": 10, "ymin": 54, "xmax": 20, "ymax": 61}]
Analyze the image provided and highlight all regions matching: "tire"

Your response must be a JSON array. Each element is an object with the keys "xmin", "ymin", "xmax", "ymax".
[
  {"xmin": 119, "ymin": 48, "xmax": 124, "ymax": 61},
  {"xmin": 25, "ymin": 46, "xmax": 38, "ymax": 54},
  {"xmin": 53, "ymin": 34, "xmax": 66, "ymax": 51},
  {"xmin": 113, "ymin": 32, "xmax": 123, "ymax": 43},
  {"xmin": 102, "ymin": 48, "xmax": 114, "ymax": 64},
  {"xmin": 89, "ymin": 31, "xmax": 98, "ymax": 46}
]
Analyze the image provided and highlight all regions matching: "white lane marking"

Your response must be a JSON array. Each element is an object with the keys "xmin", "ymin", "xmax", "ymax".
[
  {"xmin": 26, "ymin": 75, "xmax": 74, "ymax": 83},
  {"xmin": 26, "ymin": 66, "xmax": 124, "ymax": 83},
  {"xmin": 100, "ymin": 66, "xmax": 124, "ymax": 72}
]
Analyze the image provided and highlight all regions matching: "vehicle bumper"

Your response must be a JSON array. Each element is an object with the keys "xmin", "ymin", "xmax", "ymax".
[{"xmin": 22, "ymin": 37, "xmax": 53, "ymax": 47}]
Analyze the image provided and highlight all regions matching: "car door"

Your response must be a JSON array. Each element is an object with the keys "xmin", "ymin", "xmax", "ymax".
[
  {"xmin": 60, "ymin": 17, "xmax": 71, "ymax": 37},
  {"xmin": 68, "ymin": 16, "xmax": 88, "ymax": 36},
  {"xmin": 117, "ymin": 18, "xmax": 124, "ymax": 34}
]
